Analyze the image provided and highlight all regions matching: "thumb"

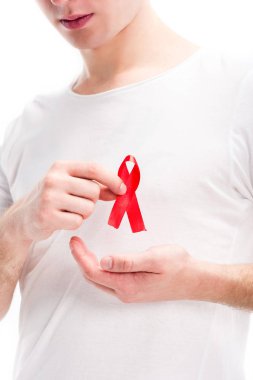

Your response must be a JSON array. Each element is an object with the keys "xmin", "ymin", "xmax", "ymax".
[
  {"xmin": 99, "ymin": 184, "xmax": 118, "ymax": 201},
  {"xmin": 100, "ymin": 252, "xmax": 160, "ymax": 273},
  {"xmin": 92, "ymin": 181, "xmax": 117, "ymax": 201}
]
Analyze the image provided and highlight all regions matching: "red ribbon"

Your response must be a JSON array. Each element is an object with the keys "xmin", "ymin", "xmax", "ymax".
[{"xmin": 108, "ymin": 155, "xmax": 147, "ymax": 233}]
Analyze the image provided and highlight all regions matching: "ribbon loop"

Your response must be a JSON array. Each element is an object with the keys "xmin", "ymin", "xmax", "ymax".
[{"xmin": 108, "ymin": 155, "xmax": 147, "ymax": 233}]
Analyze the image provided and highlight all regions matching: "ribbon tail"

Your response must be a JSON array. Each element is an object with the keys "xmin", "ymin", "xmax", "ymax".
[
  {"xmin": 127, "ymin": 193, "xmax": 147, "ymax": 233},
  {"xmin": 107, "ymin": 194, "xmax": 130, "ymax": 229}
]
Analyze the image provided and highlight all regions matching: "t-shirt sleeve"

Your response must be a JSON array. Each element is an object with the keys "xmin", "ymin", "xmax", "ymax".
[
  {"xmin": 0, "ymin": 116, "xmax": 21, "ymax": 216},
  {"xmin": 0, "ymin": 144, "xmax": 13, "ymax": 215},
  {"xmin": 230, "ymin": 68, "xmax": 253, "ymax": 202}
]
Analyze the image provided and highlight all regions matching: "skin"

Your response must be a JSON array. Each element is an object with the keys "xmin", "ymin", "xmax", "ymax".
[
  {"xmin": 36, "ymin": 0, "xmax": 200, "ymax": 94},
  {"xmin": 0, "ymin": 159, "xmax": 127, "ymax": 319},
  {"xmin": 69, "ymin": 236, "xmax": 253, "ymax": 312}
]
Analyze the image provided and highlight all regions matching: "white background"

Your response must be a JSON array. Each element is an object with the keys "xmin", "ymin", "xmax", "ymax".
[{"xmin": 0, "ymin": 0, "xmax": 253, "ymax": 378}]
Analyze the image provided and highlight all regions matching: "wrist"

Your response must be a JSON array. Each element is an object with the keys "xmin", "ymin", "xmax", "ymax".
[
  {"xmin": 0, "ymin": 203, "xmax": 33, "ymax": 301},
  {"xmin": 0, "ymin": 201, "xmax": 33, "ymax": 258},
  {"xmin": 186, "ymin": 258, "xmax": 232, "ymax": 304}
]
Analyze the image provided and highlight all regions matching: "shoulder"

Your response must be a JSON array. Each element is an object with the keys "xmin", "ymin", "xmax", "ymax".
[
  {"xmin": 197, "ymin": 46, "xmax": 253, "ymax": 91},
  {"xmin": 1, "ymin": 83, "xmax": 71, "ymax": 168},
  {"xmin": 231, "ymin": 65, "xmax": 253, "ymax": 135},
  {"xmin": 21, "ymin": 84, "xmax": 71, "ymax": 121},
  {"xmin": 3, "ymin": 82, "xmax": 71, "ymax": 139}
]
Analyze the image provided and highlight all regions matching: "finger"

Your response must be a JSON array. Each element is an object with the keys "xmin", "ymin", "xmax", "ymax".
[
  {"xmin": 56, "ymin": 193, "xmax": 95, "ymax": 219},
  {"xmin": 49, "ymin": 209, "xmax": 84, "ymax": 230},
  {"xmin": 64, "ymin": 161, "xmax": 127, "ymax": 196},
  {"xmin": 94, "ymin": 182, "xmax": 118, "ymax": 201},
  {"xmin": 64, "ymin": 176, "xmax": 101, "ymax": 202},
  {"xmin": 70, "ymin": 236, "xmax": 99, "ymax": 266},
  {"xmin": 85, "ymin": 278, "xmax": 116, "ymax": 297},
  {"xmin": 100, "ymin": 252, "xmax": 161, "ymax": 273},
  {"xmin": 69, "ymin": 236, "xmax": 127, "ymax": 290},
  {"xmin": 64, "ymin": 178, "xmax": 117, "ymax": 202}
]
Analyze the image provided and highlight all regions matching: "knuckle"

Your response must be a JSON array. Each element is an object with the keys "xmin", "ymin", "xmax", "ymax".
[
  {"xmin": 37, "ymin": 207, "xmax": 50, "ymax": 225},
  {"xmin": 72, "ymin": 215, "xmax": 83, "ymax": 229},
  {"xmin": 40, "ymin": 189, "xmax": 53, "ymax": 205},
  {"xmin": 92, "ymin": 183, "xmax": 100, "ymax": 201},
  {"xmin": 120, "ymin": 258, "xmax": 133, "ymax": 272},
  {"xmin": 43, "ymin": 174, "xmax": 56, "ymax": 190},
  {"xmin": 86, "ymin": 161, "xmax": 100, "ymax": 177},
  {"xmin": 83, "ymin": 200, "xmax": 95, "ymax": 218}
]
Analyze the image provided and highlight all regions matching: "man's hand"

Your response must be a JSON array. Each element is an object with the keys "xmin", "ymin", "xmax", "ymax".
[
  {"xmin": 0, "ymin": 161, "xmax": 126, "ymax": 320},
  {"xmin": 11, "ymin": 160, "xmax": 127, "ymax": 243},
  {"xmin": 69, "ymin": 236, "xmax": 200, "ymax": 303},
  {"xmin": 69, "ymin": 236, "xmax": 253, "ymax": 312}
]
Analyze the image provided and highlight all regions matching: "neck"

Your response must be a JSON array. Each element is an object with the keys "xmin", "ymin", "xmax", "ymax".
[{"xmin": 77, "ymin": 3, "xmax": 196, "ymax": 85}]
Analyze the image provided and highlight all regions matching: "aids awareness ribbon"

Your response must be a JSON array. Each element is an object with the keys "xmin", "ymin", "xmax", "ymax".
[{"xmin": 108, "ymin": 155, "xmax": 147, "ymax": 233}]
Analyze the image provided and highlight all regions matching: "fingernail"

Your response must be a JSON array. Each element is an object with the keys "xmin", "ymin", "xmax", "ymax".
[
  {"xmin": 101, "ymin": 256, "xmax": 112, "ymax": 270},
  {"xmin": 119, "ymin": 183, "xmax": 127, "ymax": 194}
]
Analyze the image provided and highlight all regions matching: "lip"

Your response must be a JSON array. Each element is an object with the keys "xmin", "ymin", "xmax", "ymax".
[
  {"xmin": 60, "ymin": 13, "xmax": 94, "ymax": 30},
  {"xmin": 60, "ymin": 13, "xmax": 90, "ymax": 21}
]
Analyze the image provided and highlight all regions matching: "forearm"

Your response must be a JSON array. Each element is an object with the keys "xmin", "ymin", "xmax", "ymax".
[
  {"xmin": 189, "ymin": 259, "xmax": 253, "ymax": 312},
  {"xmin": 0, "ymin": 201, "xmax": 33, "ymax": 320}
]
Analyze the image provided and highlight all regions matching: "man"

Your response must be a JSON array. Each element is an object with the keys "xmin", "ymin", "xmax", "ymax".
[{"xmin": 0, "ymin": 0, "xmax": 253, "ymax": 379}]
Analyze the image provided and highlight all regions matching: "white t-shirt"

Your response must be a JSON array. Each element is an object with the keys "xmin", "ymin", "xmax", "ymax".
[{"xmin": 1, "ymin": 46, "xmax": 253, "ymax": 380}]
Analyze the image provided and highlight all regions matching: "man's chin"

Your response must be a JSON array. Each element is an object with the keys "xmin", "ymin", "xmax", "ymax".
[{"xmin": 59, "ymin": 33, "xmax": 105, "ymax": 50}]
